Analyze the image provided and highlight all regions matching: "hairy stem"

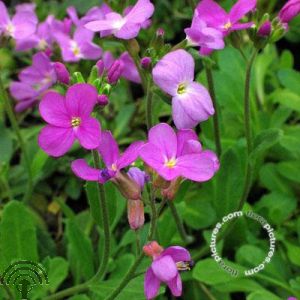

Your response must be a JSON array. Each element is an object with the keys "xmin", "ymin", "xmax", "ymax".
[
  {"xmin": 0, "ymin": 75, "xmax": 33, "ymax": 203},
  {"xmin": 146, "ymin": 79, "xmax": 154, "ymax": 130},
  {"xmin": 204, "ymin": 65, "xmax": 222, "ymax": 157},
  {"xmin": 91, "ymin": 150, "xmax": 111, "ymax": 282}
]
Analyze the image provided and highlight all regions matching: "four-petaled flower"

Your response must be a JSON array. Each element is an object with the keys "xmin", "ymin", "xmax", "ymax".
[
  {"xmin": 85, "ymin": 0, "xmax": 154, "ymax": 39},
  {"xmin": 38, "ymin": 83, "xmax": 101, "ymax": 157},
  {"xmin": 140, "ymin": 123, "xmax": 219, "ymax": 182},
  {"xmin": 152, "ymin": 50, "xmax": 214, "ymax": 129},
  {"xmin": 143, "ymin": 241, "xmax": 192, "ymax": 299}
]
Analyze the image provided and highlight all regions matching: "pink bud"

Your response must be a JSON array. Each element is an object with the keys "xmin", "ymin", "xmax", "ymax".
[
  {"xmin": 143, "ymin": 241, "xmax": 164, "ymax": 259},
  {"xmin": 258, "ymin": 21, "xmax": 272, "ymax": 37},
  {"xmin": 107, "ymin": 60, "xmax": 124, "ymax": 84},
  {"xmin": 140, "ymin": 57, "xmax": 152, "ymax": 69},
  {"xmin": 97, "ymin": 94, "xmax": 109, "ymax": 106},
  {"xmin": 53, "ymin": 62, "xmax": 70, "ymax": 85},
  {"xmin": 96, "ymin": 59, "xmax": 105, "ymax": 76},
  {"xmin": 127, "ymin": 199, "xmax": 145, "ymax": 230},
  {"xmin": 112, "ymin": 172, "xmax": 141, "ymax": 200},
  {"xmin": 156, "ymin": 28, "xmax": 165, "ymax": 37}
]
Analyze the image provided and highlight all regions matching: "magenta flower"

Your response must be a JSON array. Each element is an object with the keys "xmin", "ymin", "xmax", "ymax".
[
  {"xmin": 279, "ymin": 0, "xmax": 300, "ymax": 24},
  {"xmin": 288, "ymin": 298, "xmax": 297, "ymax": 300},
  {"xmin": 71, "ymin": 131, "xmax": 144, "ymax": 199},
  {"xmin": 38, "ymin": 84, "xmax": 101, "ymax": 157},
  {"xmin": 197, "ymin": 0, "xmax": 256, "ymax": 35},
  {"xmin": 0, "ymin": 1, "xmax": 37, "ymax": 40},
  {"xmin": 152, "ymin": 50, "xmax": 214, "ymax": 129},
  {"xmin": 10, "ymin": 52, "xmax": 57, "ymax": 112},
  {"xmin": 143, "ymin": 241, "xmax": 192, "ymax": 299},
  {"xmin": 55, "ymin": 27, "xmax": 101, "ymax": 62},
  {"xmin": 85, "ymin": 0, "xmax": 154, "ymax": 39},
  {"xmin": 185, "ymin": 10, "xmax": 225, "ymax": 56},
  {"xmin": 140, "ymin": 123, "xmax": 219, "ymax": 182}
]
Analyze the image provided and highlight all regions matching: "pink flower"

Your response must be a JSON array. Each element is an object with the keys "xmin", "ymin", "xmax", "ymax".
[
  {"xmin": 55, "ymin": 27, "xmax": 102, "ymax": 62},
  {"xmin": 85, "ymin": 0, "xmax": 154, "ymax": 39},
  {"xmin": 185, "ymin": 10, "xmax": 225, "ymax": 56},
  {"xmin": 288, "ymin": 298, "xmax": 298, "ymax": 300},
  {"xmin": 152, "ymin": 50, "xmax": 214, "ymax": 129},
  {"xmin": 139, "ymin": 123, "xmax": 219, "ymax": 182},
  {"xmin": 0, "ymin": 1, "xmax": 37, "ymax": 40},
  {"xmin": 197, "ymin": 0, "xmax": 256, "ymax": 35},
  {"xmin": 38, "ymin": 83, "xmax": 101, "ymax": 157},
  {"xmin": 279, "ymin": 0, "xmax": 300, "ymax": 24},
  {"xmin": 10, "ymin": 52, "xmax": 57, "ymax": 112},
  {"xmin": 71, "ymin": 131, "xmax": 144, "ymax": 199},
  {"xmin": 143, "ymin": 241, "xmax": 192, "ymax": 299}
]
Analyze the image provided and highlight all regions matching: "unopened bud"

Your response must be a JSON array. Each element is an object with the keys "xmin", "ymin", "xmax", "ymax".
[
  {"xmin": 96, "ymin": 59, "xmax": 105, "ymax": 76},
  {"xmin": 97, "ymin": 94, "xmax": 109, "ymax": 106},
  {"xmin": 161, "ymin": 177, "xmax": 183, "ymax": 200},
  {"xmin": 143, "ymin": 241, "xmax": 164, "ymax": 259},
  {"xmin": 153, "ymin": 174, "xmax": 170, "ymax": 189},
  {"xmin": 127, "ymin": 199, "xmax": 145, "ymax": 230},
  {"xmin": 53, "ymin": 62, "xmax": 70, "ymax": 85},
  {"xmin": 107, "ymin": 60, "xmax": 124, "ymax": 84},
  {"xmin": 258, "ymin": 21, "xmax": 272, "ymax": 37},
  {"xmin": 156, "ymin": 28, "xmax": 165, "ymax": 37},
  {"xmin": 140, "ymin": 57, "xmax": 152, "ymax": 69},
  {"xmin": 112, "ymin": 172, "xmax": 141, "ymax": 200}
]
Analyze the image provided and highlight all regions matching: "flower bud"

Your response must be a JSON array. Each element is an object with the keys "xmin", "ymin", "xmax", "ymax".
[
  {"xmin": 96, "ymin": 59, "xmax": 105, "ymax": 76},
  {"xmin": 258, "ymin": 21, "xmax": 272, "ymax": 37},
  {"xmin": 156, "ymin": 28, "xmax": 165, "ymax": 37},
  {"xmin": 143, "ymin": 241, "xmax": 164, "ymax": 259},
  {"xmin": 72, "ymin": 72, "xmax": 85, "ymax": 83},
  {"xmin": 161, "ymin": 177, "xmax": 183, "ymax": 200},
  {"xmin": 53, "ymin": 62, "xmax": 70, "ymax": 85},
  {"xmin": 279, "ymin": 0, "xmax": 300, "ymax": 24},
  {"xmin": 140, "ymin": 57, "xmax": 152, "ymax": 69},
  {"xmin": 97, "ymin": 94, "xmax": 109, "ymax": 106},
  {"xmin": 128, "ymin": 167, "xmax": 149, "ymax": 189},
  {"xmin": 127, "ymin": 199, "xmax": 145, "ymax": 230},
  {"xmin": 112, "ymin": 172, "xmax": 141, "ymax": 200},
  {"xmin": 153, "ymin": 174, "xmax": 170, "ymax": 189},
  {"xmin": 107, "ymin": 60, "xmax": 124, "ymax": 84}
]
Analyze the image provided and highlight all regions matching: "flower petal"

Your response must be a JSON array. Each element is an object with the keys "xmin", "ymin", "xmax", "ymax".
[
  {"xmin": 152, "ymin": 255, "xmax": 178, "ymax": 282},
  {"xmin": 65, "ymin": 83, "xmax": 98, "ymax": 117},
  {"xmin": 9, "ymin": 82, "xmax": 37, "ymax": 101},
  {"xmin": 176, "ymin": 153, "xmax": 217, "ymax": 182},
  {"xmin": 176, "ymin": 129, "xmax": 201, "ymax": 156},
  {"xmin": 152, "ymin": 50, "xmax": 194, "ymax": 96},
  {"xmin": 71, "ymin": 159, "xmax": 100, "ymax": 181},
  {"xmin": 0, "ymin": 2, "xmax": 10, "ymax": 28},
  {"xmin": 115, "ymin": 22, "xmax": 141, "ymax": 39},
  {"xmin": 139, "ymin": 143, "xmax": 165, "ymax": 171},
  {"xmin": 38, "ymin": 125, "xmax": 75, "ymax": 157},
  {"xmin": 231, "ymin": 22, "xmax": 254, "ymax": 31},
  {"xmin": 162, "ymin": 246, "xmax": 191, "ymax": 262},
  {"xmin": 75, "ymin": 117, "xmax": 101, "ymax": 150},
  {"xmin": 120, "ymin": 52, "xmax": 141, "ymax": 83},
  {"xmin": 39, "ymin": 91, "xmax": 70, "ymax": 127},
  {"xmin": 81, "ymin": 42, "xmax": 102, "ymax": 60},
  {"xmin": 229, "ymin": 0, "xmax": 256, "ymax": 24},
  {"xmin": 98, "ymin": 131, "xmax": 119, "ymax": 167},
  {"xmin": 148, "ymin": 123, "xmax": 177, "ymax": 159},
  {"xmin": 144, "ymin": 267, "xmax": 161, "ymax": 300},
  {"xmin": 117, "ymin": 141, "xmax": 144, "ymax": 169},
  {"xmin": 124, "ymin": 0, "xmax": 154, "ymax": 24},
  {"xmin": 12, "ymin": 11, "xmax": 37, "ymax": 39},
  {"xmin": 167, "ymin": 273, "xmax": 182, "ymax": 297}
]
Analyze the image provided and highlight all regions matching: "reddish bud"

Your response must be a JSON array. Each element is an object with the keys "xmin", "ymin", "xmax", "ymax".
[
  {"xmin": 112, "ymin": 172, "xmax": 141, "ymax": 200},
  {"xmin": 53, "ymin": 62, "xmax": 70, "ymax": 85},
  {"xmin": 258, "ymin": 21, "xmax": 272, "ymax": 37},
  {"xmin": 143, "ymin": 241, "xmax": 164, "ymax": 259},
  {"xmin": 141, "ymin": 57, "xmax": 152, "ymax": 69},
  {"xmin": 127, "ymin": 199, "xmax": 145, "ymax": 230},
  {"xmin": 96, "ymin": 59, "xmax": 105, "ymax": 76},
  {"xmin": 107, "ymin": 60, "xmax": 124, "ymax": 84},
  {"xmin": 97, "ymin": 94, "xmax": 109, "ymax": 106}
]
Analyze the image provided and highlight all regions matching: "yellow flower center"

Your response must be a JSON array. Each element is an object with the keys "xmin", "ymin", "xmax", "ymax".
[
  {"xmin": 38, "ymin": 39, "xmax": 48, "ymax": 50},
  {"xmin": 70, "ymin": 41, "xmax": 82, "ymax": 57},
  {"xmin": 165, "ymin": 158, "xmax": 177, "ymax": 168},
  {"xmin": 6, "ymin": 23, "xmax": 15, "ymax": 36},
  {"xmin": 177, "ymin": 83, "xmax": 186, "ymax": 95},
  {"xmin": 71, "ymin": 117, "xmax": 81, "ymax": 127},
  {"xmin": 223, "ymin": 21, "xmax": 232, "ymax": 30},
  {"xmin": 111, "ymin": 164, "xmax": 118, "ymax": 171}
]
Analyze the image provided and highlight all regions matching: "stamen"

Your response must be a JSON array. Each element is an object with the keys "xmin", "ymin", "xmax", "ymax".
[
  {"xmin": 223, "ymin": 21, "xmax": 232, "ymax": 30},
  {"xmin": 176, "ymin": 261, "xmax": 194, "ymax": 271},
  {"xmin": 164, "ymin": 158, "xmax": 177, "ymax": 168},
  {"xmin": 177, "ymin": 83, "xmax": 186, "ymax": 95},
  {"xmin": 71, "ymin": 117, "xmax": 81, "ymax": 127},
  {"xmin": 111, "ymin": 163, "xmax": 118, "ymax": 171}
]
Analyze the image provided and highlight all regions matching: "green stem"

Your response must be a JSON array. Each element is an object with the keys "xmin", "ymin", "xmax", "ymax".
[
  {"xmin": 199, "ymin": 283, "xmax": 217, "ymax": 300},
  {"xmin": 204, "ymin": 65, "xmax": 222, "ymax": 157},
  {"xmin": 44, "ymin": 283, "xmax": 89, "ymax": 300},
  {"xmin": 135, "ymin": 229, "xmax": 141, "ymax": 256},
  {"xmin": 168, "ymin": 201, "xmax": 189, "ymax": 244},
  {"xmin": 171, "ymin": 39, "xmax": 188, "ymax": 51},
  {"xmin": 0, "ymin": 75, "xmax": 33, "ymax": 203},
  {"xmin": 91, "ymin": 150, "xmax": 111, "ymax": 282},
  {"xmin": 146, "ymin": 79, "xmax": 153, "ymax": 130},
  {"xmin": 147, "ymin": 187, "xmax": 157, "ymax": 240}
]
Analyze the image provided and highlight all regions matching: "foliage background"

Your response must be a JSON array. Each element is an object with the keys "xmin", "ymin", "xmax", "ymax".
[{"xmin": 0, "ymin": 0, "xmax": 300, "ymax": 299}]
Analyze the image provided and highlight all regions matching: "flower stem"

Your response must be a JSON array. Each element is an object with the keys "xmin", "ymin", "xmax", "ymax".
[
  {"xmin": 91, "ymin": 150, "xmax": 111, "ymax": 282},
  {"xmin": 147, "ymin": 187, "xmax": 157, "ymax": 240},
  {"xmin": 43, "ymin": 283, "xmax": 89, "ymax": 300},
  {"xmin": 204, "ymin": 65, "xmax": 222, "ymax": 157},
  {"xmin": 168, "ymin": 201, "xmax": 190, "ymax": 244},
  {"xmin": 146, "ymin": 79, "xmax": 153, "ymax": 130},
  {"xmin": 0, "ymin": 75, "xmax": 33, "ymax": 203}
]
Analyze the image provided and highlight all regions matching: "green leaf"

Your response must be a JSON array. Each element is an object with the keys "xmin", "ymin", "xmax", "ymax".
[
  {"xmin": 247, "ymin": 290, "xmax": 281, "ymax": 300},
  {"xmin": 255, "ymin": 192, "xmax": 296, "ymax": 225},
  {"xmin": 0, "ymin": 201, "xmax": 38, "ymax": 271},
  {"xmin": 114, "ymin": 104, "xmax": 136, "ymax": 138},
  {"xmin": 66, "ymin": 219, "xmax": 94, "ymax": 280},
  {"xmin": 250, "ymin": 129, "xmax": 282, "ymax": 165},
  {"xmin": 0, "ymin": 125, "xmax": 13, "ymax": 164},
  {"xmin": 85, "ymin": 181, "xmax": 102, "ymax": 227},
  {"xmin": 31, "ymin": 149, "xmax": 49, "ymax": 182},
  {"xmin": 44, "ymin": 257, "xmax": 69, "ymax": 293},
  {"xmin": 271, "ymin": 89, "xmax": 300, "ymax": 112},
  {"xmin": 278, "ymin": 69, "xmax": 300, "ymax": 94},
  {"xmin": 276, "ymin": 160, "xmax": 300, "ymax": 183},
  {"xmin": 284, "ymin": 241, "xmax": 300, "ymax": 267}
]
